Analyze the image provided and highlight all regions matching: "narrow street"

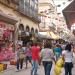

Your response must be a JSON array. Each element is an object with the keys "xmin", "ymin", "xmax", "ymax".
[
  {"xmin": 0, "ymin": 0, "xmax": 75, "ymax": 75},
  {"xmin": 0, "ymin": 63, "xmax": 75, "ymax": 75}
]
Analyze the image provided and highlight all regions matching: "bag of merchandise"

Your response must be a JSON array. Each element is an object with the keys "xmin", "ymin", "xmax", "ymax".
[
  {"xmin": 54, "ymin": 65, "xmax": 61, "ymax": 75},
  {"xmin": 54, "ymin": 57, "xmax": 64, "ymax": 75},
  {"xmin": 56, "ymin": 57, "xmax": 64, "ymax": 67},
  {"xmin": 0, "ymin": 64, "xmax": 4, "ymax": 72},
  {"xmin": 19, "ymin": 52, "xmax": 25, "ymax": 59},
  {"xmin": 3, "ymin": 64, "xmax": 7, "ymax": 70}
]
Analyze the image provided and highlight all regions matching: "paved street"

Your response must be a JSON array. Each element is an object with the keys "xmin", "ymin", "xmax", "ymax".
[{"xmin": 0, "ymin": 63, "xmax": 75, "ymax": 75}]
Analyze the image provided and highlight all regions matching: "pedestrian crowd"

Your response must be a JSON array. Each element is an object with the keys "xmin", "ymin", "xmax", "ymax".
[{"xmin": 15, "ymin": 41, "xmax": 75, "ymax": 75}]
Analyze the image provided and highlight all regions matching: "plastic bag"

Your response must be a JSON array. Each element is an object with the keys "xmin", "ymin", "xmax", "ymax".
[
  {"xmin": 54, "ymin": 57, "xmax": 64, "ymax": 75},
  {"xmin": 0, "ymin": 64, "xmax": 4, "ymax": 72},
  {"xmin": 54, "ymin": 65, "xmax": 61, "ymax": 75},
  {"xmin": 56, "ymin": 58, "xmax": 64, "ymax": 67}
]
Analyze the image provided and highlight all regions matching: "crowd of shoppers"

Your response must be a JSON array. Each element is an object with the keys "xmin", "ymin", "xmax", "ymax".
[{"xmin": 15, "ymin": 41, "xmax": 75, "ymax": 75}]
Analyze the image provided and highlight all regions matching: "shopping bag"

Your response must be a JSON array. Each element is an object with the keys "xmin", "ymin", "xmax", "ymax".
[
  {"xmin": 0, "ymin": 64, "xmax": 4, "ymax": 72},
  {"xmin": 54, "ymin": 65, "xmax": 61, "ymax": 75},
  {"xmin": 19, "ymin": 53, "xmax": 25, "ymax": 59},
  {"xmin": 56, "ymin": 57, "xmax": 64, "ymax": 67},
  {"xmin": 3, "ymin": 64, "xmax": 7, "ymax": 70}
]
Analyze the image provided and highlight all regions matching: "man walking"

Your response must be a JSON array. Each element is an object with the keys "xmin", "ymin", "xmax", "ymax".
[{"xmin": 31, "ymin": 42, "xmax": 40, "ymax": 75}]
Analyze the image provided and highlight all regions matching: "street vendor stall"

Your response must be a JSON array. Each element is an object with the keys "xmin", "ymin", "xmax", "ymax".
[{"xmin": 0, "ymin": 12, "xmax": 17, "ymax": 72}]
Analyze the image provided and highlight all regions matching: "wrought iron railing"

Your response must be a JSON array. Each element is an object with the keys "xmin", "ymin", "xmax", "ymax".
[{"xmin": 18, "ymin": 0, "xmax": 41, "ymax": 23}]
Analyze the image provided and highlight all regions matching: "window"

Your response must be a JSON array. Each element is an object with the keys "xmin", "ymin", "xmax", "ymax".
[
  {"xmin": 35, "ymin": 29, "xmax": 38, "ymax": 33},
  {"xmin": 26, "ymin": 26, "xmax": 30, "ymax": 32},
  {"xmin": 19, "ymin": 24, "xmax": 24, "ymax": 31},
  {"xmin": 31, "ymin": 27, "xmax": 34, "ymax": 33}
]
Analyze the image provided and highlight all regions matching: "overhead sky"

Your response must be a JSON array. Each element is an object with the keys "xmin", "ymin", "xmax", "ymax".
[
  {"xmin": 51, "ymin": 0, "xmax": 73, "ymax": 16},
  {"xmin": 38, "ymin": 0, "xmax": 73, "ymax": 16}
]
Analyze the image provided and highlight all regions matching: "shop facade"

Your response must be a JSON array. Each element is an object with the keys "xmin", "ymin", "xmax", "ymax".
[
  {"xmin": 0, "ymin": 12, "xmax": 17, "ymax": 62},
  {"xmin": 18, "ymin": 23, "xmax": 39, "ymax": 45},
  {"xmin": 0, "ymin": 0, "xmax": 40, "ymax": 45}
]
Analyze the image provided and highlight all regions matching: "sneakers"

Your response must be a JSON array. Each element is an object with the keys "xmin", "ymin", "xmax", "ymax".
[{"xmin": 16, "ymin": 69, "xmax": 20, "ymax": 72}]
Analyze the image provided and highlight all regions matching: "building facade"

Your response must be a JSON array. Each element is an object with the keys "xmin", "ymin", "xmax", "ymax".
[{"xmin": 0, "ymin": 0, "xmax": 41, "ymax": 46}]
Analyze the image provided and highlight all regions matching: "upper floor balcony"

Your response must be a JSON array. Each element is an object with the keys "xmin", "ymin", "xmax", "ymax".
[
  {"xmin": 0, "ymin": 0, "xmax": 11, "ymax": 5},
  {"xmin": 18, "ymin": 0, "xmax": 41, "ymax": 23},
  {"xmin": 12, "ymin": 0, "xmax": 19, "ymax": 4},
  {"xmin": 0, "ymin": 0, "xmax": 41, "ymax": 23}
]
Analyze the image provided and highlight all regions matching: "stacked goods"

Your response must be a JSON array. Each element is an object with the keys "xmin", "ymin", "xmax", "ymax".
[
  {"xmin": 54, "ymin": 57, "xmax": 64, "ymax": 75},
  {"xmin": 3, "ymin": 64, "xmax": 7, "ymax": 70},
  {"xmin": 0, "ymin": 47, "xmax": 15, "ymax": 61},
  {"xmin": 0, "ymin": 63, "xmax": 7, "ymax": 72},
  {"xmin": 0, "ymin": 64, "xmax": 4, "ymax": 72},
  {"xmin": 10, "ymin": 59, "xmax": 16, "ymax": 65}
]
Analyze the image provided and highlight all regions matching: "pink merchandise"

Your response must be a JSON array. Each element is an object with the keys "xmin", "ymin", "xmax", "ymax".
[
  {"xmin": 0, "ymin": 46, "xmax": 15, "ymax": 61},
  {"xmin": 3, "ymin": 29, "xmax": 10, "ymax": 38},
  {"xmin": 0, "ymin": 53, "xmax": 4, "ymax": 61}
]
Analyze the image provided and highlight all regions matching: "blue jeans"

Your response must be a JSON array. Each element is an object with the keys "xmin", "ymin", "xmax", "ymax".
[
  {"xmin": 64, "ymin": 62, "xmax": 73, "ymax": 75},
  {"xmin": 43, "ymin": 61, "xmax": 52, "ymax": 75},
  {"xmin": 31, "ymin": 60, "xmax": 38, "ymax": 75}
]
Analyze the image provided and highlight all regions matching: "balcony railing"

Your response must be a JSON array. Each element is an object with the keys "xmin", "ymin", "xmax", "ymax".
[
  {"xmin": 12, "ymin": 0, "xmax": 19, "ymax": 4},
  {"xmin": 18, "ymin": 0, "xmax": 41, "ymax": 23},
  {"xmin": 0, "ymin": 0, "xmax": 11, "ymax": 5}
]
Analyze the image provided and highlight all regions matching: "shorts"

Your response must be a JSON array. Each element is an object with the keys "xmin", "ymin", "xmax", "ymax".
[{"xmin": 26, "ymin": 56, "xmax": 32, "ymax": 62}]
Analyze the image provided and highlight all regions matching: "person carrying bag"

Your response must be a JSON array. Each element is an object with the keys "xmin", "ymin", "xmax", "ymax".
[{"xmin": 16, "ymin": 44, "xmax": 25, "ymax": 71}]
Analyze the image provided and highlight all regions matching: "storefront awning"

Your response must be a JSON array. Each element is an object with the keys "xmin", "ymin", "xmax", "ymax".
[
  {"xmin": 62, "ymin": 0, "xmax": 75, "ymax": 29},
  {"xmin": 0, "ymin": 12, "xmax": 18, "ymax": 25},
  {"xmin": 38, "ymin": 32, "xmax": 52, "ymax": 39},
  {"xmin": 39, "ymin": 31, "xmax": 60, "ymax": 39},
  {"xmin": 49, "ymin": 31, "xmax": 60, "ymax": 40}
]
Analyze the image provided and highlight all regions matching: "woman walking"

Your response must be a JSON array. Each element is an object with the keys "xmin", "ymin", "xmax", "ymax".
[
  {"xmin": 62, "ymin": 43, "xmax": 73, "ymax": 75},
  {"xmin": 40, "ymin": 42, "xmax": 55, "ymax": 75}
]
